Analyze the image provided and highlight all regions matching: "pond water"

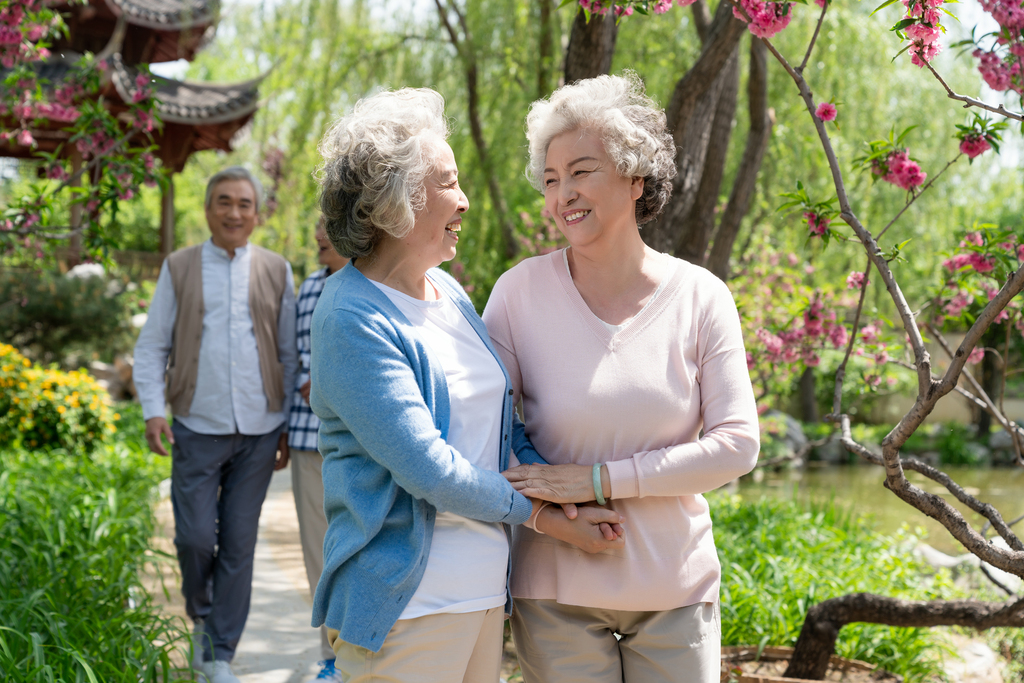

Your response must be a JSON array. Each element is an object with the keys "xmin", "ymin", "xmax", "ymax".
[{"xmin": 726, "ymin": 463, "xmax": 1024, "ymax": 555}]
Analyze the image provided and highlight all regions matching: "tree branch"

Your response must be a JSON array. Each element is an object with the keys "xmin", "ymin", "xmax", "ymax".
[
  {"xmin": 707, "ymin": 38, "xmax": 772, "ymax": 280},
  {"xmin": 876, "ymin": 154, "xmax": 961, "ymax": 241},
  {"xmin": 925, "ymin": 61, "xmax": 1024, "ymax": 122},
  {"xmin": 840, "ymin": 416, "xmax": 1024, "ymax": 560},
  {"xmin": 785, "ymin": 592, "xmax": 1024, "ymax": 678},
  {"xmin": 797, "ymin": 3, "xmax": 828, "ymax": 75},
  {"xmin": 827, "ymin": 256, "xmax": 871, "ymax": 420}
]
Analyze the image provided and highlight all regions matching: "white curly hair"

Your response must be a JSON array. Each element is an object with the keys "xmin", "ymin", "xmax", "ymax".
[
  {"xmin": 525, "ymin": 72, "xmax": 676, "ymax": 225},
  {"xmin": 317, "ymin": 88, "xmax": 450, "ymax": 259}
]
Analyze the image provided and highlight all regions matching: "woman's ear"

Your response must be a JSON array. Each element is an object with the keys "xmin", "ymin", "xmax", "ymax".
[{"xmin": 630, "ymin": 176, "xmax": 644, "ymax": 201}]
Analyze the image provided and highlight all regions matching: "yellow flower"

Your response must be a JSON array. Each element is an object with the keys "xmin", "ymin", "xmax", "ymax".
[
  {"xmin": 57, "ymin": 406, "xmax": 67, "ymax": 414},
  {"xmin": 22, "ymin": 358, "xmax": 30, "ymax": 367},
  {"xmin": 18, "ymin": 382, "xmax": 27, "ymax": 390}
]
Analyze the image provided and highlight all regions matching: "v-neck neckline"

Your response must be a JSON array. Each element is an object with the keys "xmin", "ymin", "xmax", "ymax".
[{"xmin": 551, "ymin": 249, "xmax": 682, "ymax": 350}]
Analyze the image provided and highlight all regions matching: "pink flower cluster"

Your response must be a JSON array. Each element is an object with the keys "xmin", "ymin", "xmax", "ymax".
[
  {"xmin": 0, "ymin": 0, "xmax": 48, "ymax": 68},
  {"xmin": 732, "ymin": 0, "xmax": 793, "ymax": 38},
  {"xmin": 974, "ymin": 49, "xmax": 1023, "ymax": 94},
  {"xmin": 871, "ymin": 149, "xmax": 926, "ymax": 190},
  {"xmin": 959, "ymin": 134, "xmax": 992, "ymax": 159},
  {"xmin": 804, "ymin": 211, "xmax": 830, "ymax": 237},
  {"xmin": 754, "ymin": 298, "xmax": 848, "ymax": 368},
  {"xmin": 75, "ymin": 130, "xmax": 118, "ymax": 158},
  {"xmin": 846, "ymin": 271, "xmax": 868, "ymax": 289},
  {"xmin": 577, "ymin": 0, "xmax": 696, "ymax": 17},
  {"xmin": 898, "ymin": 0, "xmax": 945, "ymax": 66}
]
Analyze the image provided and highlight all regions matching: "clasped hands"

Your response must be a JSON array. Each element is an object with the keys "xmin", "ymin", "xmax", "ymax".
[{"xmin": 506, "ymin": 463, "xmax": 624, "ymax": 554}]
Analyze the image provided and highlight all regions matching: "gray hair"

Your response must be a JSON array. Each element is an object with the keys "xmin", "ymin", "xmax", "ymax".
[
  {"xmin": 317, "ymin": 88, "xmax": 450, "ymax": 259},
  {"xmin": 204, "ymin": 166, "xmax": 264, "ymax": 212},
  {"xmin": 525, "ymin": 72, "xmax": 676, "ymax": 225}
]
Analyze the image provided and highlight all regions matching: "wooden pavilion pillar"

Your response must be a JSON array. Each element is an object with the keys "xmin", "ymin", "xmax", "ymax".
[{"xmin": 160, "ymin": 173, "xmax": 175, "ymax": 256}]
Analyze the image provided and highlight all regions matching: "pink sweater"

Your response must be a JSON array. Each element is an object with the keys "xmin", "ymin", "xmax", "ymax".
[{"xmin": 482, "ymin": 250, "xmax": 759, "ymax": 611}]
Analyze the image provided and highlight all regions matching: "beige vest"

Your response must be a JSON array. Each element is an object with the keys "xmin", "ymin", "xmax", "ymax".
[{"xmin": 164, "ymin": 243, "xmax": 289, "ymax": 417}]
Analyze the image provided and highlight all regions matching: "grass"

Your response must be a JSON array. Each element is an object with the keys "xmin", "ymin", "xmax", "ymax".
[
  {"xmin": 712, "ymin": 494, "xmax": 957, "ymax": 682},
  {"xmin": 0, "ymin": 404, "xmax": 191, "ymax": 682}
]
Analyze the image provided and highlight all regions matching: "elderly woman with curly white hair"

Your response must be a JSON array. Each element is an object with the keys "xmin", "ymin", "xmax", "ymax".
[
  {"xmin": 307, "ymin": 87, "xmax": 625, "ymax": 683},
  {"xmin": 482, "ymin": 74, "xmax": 760, "ymax": 682}
]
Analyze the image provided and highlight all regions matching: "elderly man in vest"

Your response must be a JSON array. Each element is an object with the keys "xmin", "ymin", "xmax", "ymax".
[{"xmin": 134, "ymin": 166, "xmax": 298, "ymax": 683}]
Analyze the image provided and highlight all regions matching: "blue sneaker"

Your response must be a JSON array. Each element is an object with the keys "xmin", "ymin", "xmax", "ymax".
[{"xmin": 312, "ymin": 659, "xmax": 343, "ymax": 682}]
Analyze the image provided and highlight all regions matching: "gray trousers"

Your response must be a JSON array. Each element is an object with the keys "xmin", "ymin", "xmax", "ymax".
[{"xmin": 170, "ymin": 420, "xmax": 283, "ymax": 662}]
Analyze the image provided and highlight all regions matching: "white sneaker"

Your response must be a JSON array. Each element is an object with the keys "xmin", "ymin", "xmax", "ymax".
[
  {"xmin": 201, "ymin": 660, "xmax": 241, "ymax": 683},
  {"xmin": 189, "ymin": 621, "xmax": 207, "ymax": 677}
]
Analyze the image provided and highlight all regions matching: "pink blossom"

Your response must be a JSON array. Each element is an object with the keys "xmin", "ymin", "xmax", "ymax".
[
  {"xmin": 967, "ymin": 347, "xmax": 985, "ymax": 364},
  {"xmin": 968, "ymin": 252, "xmax": 995, "ymax": 273},
  {"xmin": 995, "ymin": 309, "xmax": 1010, "ymax": 323},
  {"xmin": 804, "ymin": 353, "xmax": 821, "ymax": 367},
  {"xmin": 804, "ymin": 211, "xmax": 830, "ymax": 236},
  {"xmin": 17, "ymin": 129, "xmax": 33, "ymax": 146},
  {"xmin": 787, "ymin": 253, "xmax": 799, "ymax": 266},
  {"xmin": 909, "ymin": 40, "xmax": 943, "ymax": 67},
  {"xmin": 828, "ymin": 324, "xmax": 849, "ymax": 349},
  {"xmin": 961, "ymin": 231, "xmax": 984, "ymax": 247},
  {"xmin": 944, "ymin": 292, "xmax": 974, "ymax": 317},
  {"xmin": 746, "ymin": 352, "xmax": 756, "ymax": 370},
  {"xmin": 733, "ymin": 0, "xmax": 793, "ymax": 38},
  {"xmin": 959, "ymin": 135, "xmax": 992, "ymax": 159},
  {"xmin": 846, "ymin": 271, "xmax": 867, "ymax": 289},
  {"xmin": 815, "ymin": 102, "xmax": 837, "ymax": 122},
  {"xmin": 814, "ymin": 0, "xmax": 827, "ymax": 7},
  {"xmin": 905, "ymin": 22, "xmax": 941, "ymax": 44},
  {"xmin": 875, "ymin": 349, "xmax": 890, "ymax": 365},
  {"xmin": 756, "ymin": 328, "xmax": 784, "ymax": 355},
  {"xmin": 1018, "ymin": 244, "xmax": 1024, "ymax": 261},
  {"xmin": 943, "ymin": 253, "xmax": 972, "ymax": 271},
  {"xmin": 860, "ymin": 324, "xmax": 880, "ymax": 343}
]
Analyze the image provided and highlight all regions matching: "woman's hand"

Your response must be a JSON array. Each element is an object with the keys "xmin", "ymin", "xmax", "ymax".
[
  {"xmin": 535, "ymin": 504, "xmax": 625, "ymax": 554},
  {"xmin": 503, "ymin": 463, "xmax": 610, "ymax": 504}
]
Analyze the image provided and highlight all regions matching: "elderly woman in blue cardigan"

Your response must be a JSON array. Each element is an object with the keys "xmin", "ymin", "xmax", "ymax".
[{"xmin": 308, "ymin": 88, "xmax": 624, "ymax": 683}]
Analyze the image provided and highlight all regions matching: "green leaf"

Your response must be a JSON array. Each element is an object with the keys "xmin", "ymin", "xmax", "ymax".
[{"xmin": 870, "ymin": 0, "xmax": 900, "ymax": 15}]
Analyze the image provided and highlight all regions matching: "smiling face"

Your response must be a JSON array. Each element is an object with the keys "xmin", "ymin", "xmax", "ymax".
[
  {"xmin": 205, "ymin": 179, "xmax": 258, "ymax": 256},
  {"xmin": 542, "ymin": 128, "xmax": 643, "ymax": 249},
  {"xmin": 403, "ymin": 135, "xmax": 469, "ymax": 269}
]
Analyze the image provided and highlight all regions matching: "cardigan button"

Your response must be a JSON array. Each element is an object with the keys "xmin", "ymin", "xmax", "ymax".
[
  {"xmin": 504, "ymin": 435, "xmax": 508, "ymax": 441},
  {"xmin": 508, "ymin": 390, "xmax": 513, "ymax": 396}
]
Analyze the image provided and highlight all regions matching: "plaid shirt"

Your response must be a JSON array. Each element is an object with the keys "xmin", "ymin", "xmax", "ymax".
[{"xmin": 288, "ymin": 267, "xmax": 329, "ymax": 451}]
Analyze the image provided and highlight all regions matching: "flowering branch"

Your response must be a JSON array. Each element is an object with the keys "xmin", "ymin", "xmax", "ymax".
[
  {"xmin": 876, "ymin": 154, "xmax": 961, "ymax": 241},
  {"xmin": 924, "ymin": 62, "xmax": 1024, "ymax": 123}
]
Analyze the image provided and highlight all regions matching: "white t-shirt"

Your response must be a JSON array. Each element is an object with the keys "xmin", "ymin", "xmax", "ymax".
[{"xmin": 372, "ymin": 278, "xmax": 510, "ymax": 619}]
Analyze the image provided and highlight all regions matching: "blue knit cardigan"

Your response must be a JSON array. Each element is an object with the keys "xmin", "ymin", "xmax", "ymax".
[{"xmin": 308, "ymin": 263, "xmax": 543, "ymax": 652}]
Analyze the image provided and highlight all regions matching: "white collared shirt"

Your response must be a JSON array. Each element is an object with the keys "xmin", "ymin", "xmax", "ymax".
[{"xmin": 134, "ymin": 239, "xmax": 298, "ymax": 436}]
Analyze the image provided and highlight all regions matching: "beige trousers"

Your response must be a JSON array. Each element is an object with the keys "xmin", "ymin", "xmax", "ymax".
[
  {"xmin": 329, "ymin": 607, "xmax": 504, "ymax": 683},
  {"xmin": 290, "ymin": 449, "xmax": 333, "ymax": 660},
  {"xmin": 510, "ymin": 599, "xmax": 720, "ymax": 683}
]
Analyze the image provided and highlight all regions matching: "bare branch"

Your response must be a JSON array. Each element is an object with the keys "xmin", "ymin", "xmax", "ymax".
[
  {"xmin": 840, "ymin": 416, "xmax": 1024, "ymax": 560},
  {"xmin": 828, "ymin": 256, "xmax": 871, "ymax": 420},
  {"xmin": 925, "ymin": 62, "xmax": 1024, "ymax": 122},
  {"xmin": 797, "ymin": 3, "xmax": 828, "ymax": 75}
]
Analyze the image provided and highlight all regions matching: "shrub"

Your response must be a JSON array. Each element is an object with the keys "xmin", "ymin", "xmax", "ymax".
[
  {"xmin": 0, "ymin": 344, "xmax": 117, "ymax": 452},
  {"xmin": 0, "ymin": 268, "xmax": 144, "ymax": 367},
  {"xmin": 0, "ymin": 444, "xmax": 186, "ymax": 682},
  {"xmin": 713, "ymin": 494, "xmax": 955, "ymax": 681}
]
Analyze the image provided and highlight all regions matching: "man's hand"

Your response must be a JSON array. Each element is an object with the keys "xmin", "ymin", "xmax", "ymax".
[
  {"xmin": 299, "ymin": 379, "xmax": 311, "ymax": 404},
  {"xmin": 145, "ymin": 417, "xmax": 175, "ymax": 456},
  {"xmin": 275, "ymin": 432, "xmax": 290, "ymax": 470},
  {"xmin": 536, "ymin": 504, "xmax": 625, "ymax": 554}
]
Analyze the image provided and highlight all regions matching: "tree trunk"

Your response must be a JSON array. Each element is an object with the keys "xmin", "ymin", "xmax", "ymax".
[
  {"xmin": 537, "ymin": 0, "xmax": 554, "ymax": 97},
  {"xmin": 707, "ymin": 38, "xmax": 772, "ymax": 280},
  {"xmin": 673, "ymin": 47, "xmax": 739, "ymax": 263},
  {"xmin": 435, "ymin": 0, "xmax": 519, "ymax": 260},
  {"xmin": 785, "ymin": 593, "xmax": 1024, "ymax": 679},
  {"xmin": 799, "ymin": 366, "xmax": 819, "ymax": 423},
  {"xmin": 641, "ymin": 0, "xmax": 747, "ymax": 255},
  {"xmin": 564, "ymin": 9, "xmax": 618, "ymax": 84}
]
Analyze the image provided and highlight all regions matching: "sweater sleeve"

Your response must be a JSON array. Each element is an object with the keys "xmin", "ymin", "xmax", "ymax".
[
  {"xmin": 604, "ymin": 282, "xmax": 760, "ymax": 498},
  {"xmin": 312, "ymin": 301, "xmax": 532, "ymax": 525},
  {"xmin": 482, "ymin": 275, "xmax": 547, "ymax": 467}
]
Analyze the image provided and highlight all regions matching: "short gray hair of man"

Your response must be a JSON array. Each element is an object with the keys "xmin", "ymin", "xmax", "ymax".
[
  {"xmin": 525, "ymin": 72, "xmax": 676, "ymax": 225},
  {"xmin": 204, "ymin": 166, "xmax": 264, "ymax": 213},
  {"xmin": 317, "ymin": 88, "xmax": 450, "ymax": 260}
]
